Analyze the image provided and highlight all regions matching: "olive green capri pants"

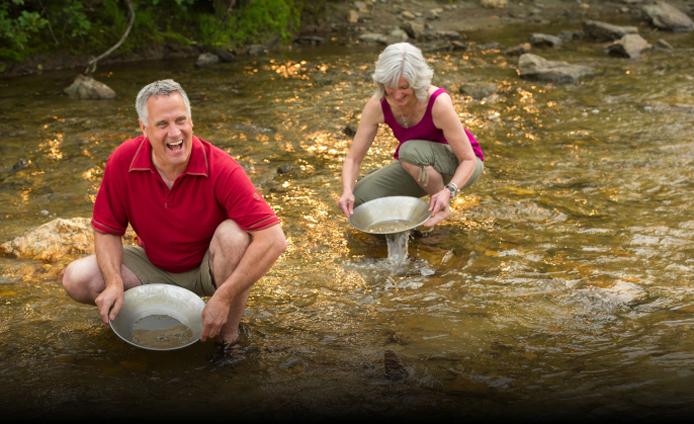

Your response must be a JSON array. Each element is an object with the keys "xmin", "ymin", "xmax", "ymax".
[{"xmin": 353, "ymin": 139, "xmax": 484, "ymax": 206}]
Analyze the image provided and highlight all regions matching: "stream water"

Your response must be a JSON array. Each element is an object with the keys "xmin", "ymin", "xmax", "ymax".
[{"xmin": 1, "ymin": 23, "xmax": 693, "ymax": 421}]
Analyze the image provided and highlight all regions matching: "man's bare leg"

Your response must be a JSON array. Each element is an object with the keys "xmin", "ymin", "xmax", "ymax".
[
  {"xmin": 62, "ymin": 255, "xmax": 141, "ymax": 303},
  {"xmin": 207, "ymin": 219, "xmax": 251, "ymax": 345}
]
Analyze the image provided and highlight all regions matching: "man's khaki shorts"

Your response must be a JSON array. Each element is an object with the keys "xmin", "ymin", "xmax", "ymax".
[{"xmin": 123, "ymin": 246, "xmax": 216, "ymax": 296}]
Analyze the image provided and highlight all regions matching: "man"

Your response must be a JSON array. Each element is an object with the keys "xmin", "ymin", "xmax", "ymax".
[{"xmin": 62, "ymin": 79, "xmax": 287, "ymax": 348}]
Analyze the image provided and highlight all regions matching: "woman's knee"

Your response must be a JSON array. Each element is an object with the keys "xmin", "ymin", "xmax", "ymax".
[{"xmin": 398, "ymin": 140, "xmax": 432, "ymax": 165}]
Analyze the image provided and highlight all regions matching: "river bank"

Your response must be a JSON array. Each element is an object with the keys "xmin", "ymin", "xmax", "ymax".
[{"xmin": 3, "ymin": 0, "xmax": 693, "ymax": 78}]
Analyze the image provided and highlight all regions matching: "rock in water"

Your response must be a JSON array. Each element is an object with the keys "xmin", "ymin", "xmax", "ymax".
[
  {"xmin": 0, "ymin": 217, "xmax": 93, "ymax": 261},
  {"xmin": 642, "ymin": 1, "xmax": 694, "ymax": 32},
  {"xmin": 607, "ymin": 34, "xmax": 652, "ymax": 59},
  {"xmin": 195, "ymin": 52, "xmax": 219, "ymax": 67},
  {"xmin": 518, "ymin": 53, "xmax": 594, "ymax": 84},
  {"xmin": 1, "ymin": 217, "xmax": 136, "ymax": 262},
  {"xmin": 384, "ymin": 349, "xmax": 408, "ymax": 381},
  {"xmin": 64, "ymin": 74, "xmax": 116, "ymax": 100}
]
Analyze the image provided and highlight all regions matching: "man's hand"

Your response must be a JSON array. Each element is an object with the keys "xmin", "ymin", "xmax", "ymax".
[
  {"xmin": 95, "ymin": 284, "xmax": 124, "ymax": 324},
  {"xmin": 200, "ymin": 295, "xmax": 231, "ymax": 342}
]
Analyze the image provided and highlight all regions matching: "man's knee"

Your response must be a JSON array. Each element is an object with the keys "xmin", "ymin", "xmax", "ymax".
[
  {"xmin": 211, "ymin": 220, "xmax": 250, "ymax": 254},
  {"xmin": 62, "ymin": 256, "xmax": 99, "ymax": 302}
]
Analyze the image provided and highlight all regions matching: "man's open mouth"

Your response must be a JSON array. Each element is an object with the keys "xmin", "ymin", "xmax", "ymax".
[{"xmin": 166, "ymin": 140, "xmax": 183, "ymax": 151}]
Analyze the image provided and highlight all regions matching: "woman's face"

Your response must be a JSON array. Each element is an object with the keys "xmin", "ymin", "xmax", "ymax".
[{"xmin": 384, "ymin": 77, "xmax": 415, "ymax": 107}]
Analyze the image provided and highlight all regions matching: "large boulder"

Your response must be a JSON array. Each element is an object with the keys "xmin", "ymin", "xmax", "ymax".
[
  {"xmin": 642, "ymin": 1, "xmax": 694, "ymax": 31},
  {"xmin": 518, "ymin": 53, "xmax": 595, "ymax": 84},
  {"xmin": 1, "ymin": 218, "xmax": 94, "ymax": 262},
  {"xmin": 64, "ymin": 74, "xmax": 116, "ymax": 100},
  {"xmin": 1, "ymin": 217, "xmax": 136, "ymax": 262}
]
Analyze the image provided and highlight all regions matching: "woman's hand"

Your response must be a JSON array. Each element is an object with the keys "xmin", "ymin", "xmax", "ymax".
[
  {"xmin": 338, "ymin": 191, "xmax": 355, "ymax": 217},
  {"xmin": 423, "ymin": 188, "xmax": 451, "ymax": 227}
]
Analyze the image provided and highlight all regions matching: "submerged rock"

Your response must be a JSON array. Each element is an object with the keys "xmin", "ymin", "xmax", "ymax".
[
  {"xmin": 384, "ymin": 349, "xmax": 409, "ymax": 381},
  {"xmin": 459, "ymin": 82, "xmax": 498, "ymax": 100},
  {"xmin": 583, "ymin": 281, "xmax": 650, "ymax": 308},
  {"xmin": 518, "ymin": 53, "xmax": 594, "ymax": 84},
  {"xmin": 529, "ymin": 33, "xmax": 562, "ymax": 48},
  {"xmin": 600, "ymin": 281, "xmax": 649, "ymax": 306}
]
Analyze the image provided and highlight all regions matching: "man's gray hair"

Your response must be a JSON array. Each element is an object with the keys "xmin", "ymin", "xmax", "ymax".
[
  {"xmin": 135, "ymin": 79, "xmax": 192, "ymax": 125},
  {"xmin": 372, "ymin": 42, "xmax": 433, "ymax": 102}
]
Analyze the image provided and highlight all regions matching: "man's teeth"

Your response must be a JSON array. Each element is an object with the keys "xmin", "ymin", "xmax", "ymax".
[{"xmin": 166, "ymin": 140, "xmax": 183, "ymax": 150}]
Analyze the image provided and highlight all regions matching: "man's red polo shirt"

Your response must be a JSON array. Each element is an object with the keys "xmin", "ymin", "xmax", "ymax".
[{"xmin": 91, "ymin": 135, "xmax": 279, "ymax": 273}]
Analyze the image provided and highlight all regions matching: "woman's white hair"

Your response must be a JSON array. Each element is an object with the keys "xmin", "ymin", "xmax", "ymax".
[
  {"xmin": 135, "ymin": 79, "xmax": 192, "ymax": 126},
  {"xmin": 372, "ymin": 42, "xmax": 433, "ymax": 102}
]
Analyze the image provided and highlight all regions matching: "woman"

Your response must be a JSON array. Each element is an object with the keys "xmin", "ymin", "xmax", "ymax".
[{"xmin": 338, "ymin": 42, "xmax": 485, "ymax": 227}]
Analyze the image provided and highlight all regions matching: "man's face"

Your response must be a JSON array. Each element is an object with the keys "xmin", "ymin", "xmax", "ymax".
[{"xmin": 140, "ymin": 92, "xmax": 193, "ymax": 172}]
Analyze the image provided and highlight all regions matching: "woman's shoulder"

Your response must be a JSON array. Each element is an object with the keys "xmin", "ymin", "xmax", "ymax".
[
  {"xmin": 430, "ymin": 86, "xmax": 452, "ymax": 104},
  {"xmin": 362, "ymin": 94, "xmax": 385, "ymax": 123}
]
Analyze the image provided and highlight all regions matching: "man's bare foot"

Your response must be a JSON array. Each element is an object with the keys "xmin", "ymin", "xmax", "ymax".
[
  {"xmin": 218, "ymin": 331, "xmax": 239, "ymax": 346},
  {"xmin": 210, "ymin": 326, "xmax": 252, "ymax": 366},
  {"xmin": 422, "ymin": 207, "xmax": 449, "ymax": 227}
]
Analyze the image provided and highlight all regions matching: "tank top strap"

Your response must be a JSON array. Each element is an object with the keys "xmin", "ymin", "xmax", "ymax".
[{"xmin": 425, "ymin": 87, "xmax": 447, "ymax": 116}]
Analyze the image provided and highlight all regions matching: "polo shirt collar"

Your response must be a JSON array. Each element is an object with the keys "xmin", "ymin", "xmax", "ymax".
[{"xmin": 129, "ymin": 135, "xmax": 208, "ymax": 177}]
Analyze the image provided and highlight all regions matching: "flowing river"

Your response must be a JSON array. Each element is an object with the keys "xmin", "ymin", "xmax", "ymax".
[{"xmin": 1, "ymin": 23, "xmax": 693, "ymax": 421}]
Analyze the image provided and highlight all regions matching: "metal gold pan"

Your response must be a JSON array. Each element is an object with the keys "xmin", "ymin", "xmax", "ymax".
[
  {"xmin": 109, "ymin": 284, "xmax": 205, "ymax": 351},
  {"xmin": 349, "ymin": 196, "xmax": 431, "ymax": 235}
]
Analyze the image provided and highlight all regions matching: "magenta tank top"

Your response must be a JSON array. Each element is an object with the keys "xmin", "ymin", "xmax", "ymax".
[{"xmin": 381, "ymin": 87, "xmax": 484, "ymax": 161}]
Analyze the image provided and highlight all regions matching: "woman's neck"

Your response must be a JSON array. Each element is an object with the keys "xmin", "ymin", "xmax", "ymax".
[{"xmin": 389, "ymin": 96, "xmax": 425, "ymax": 127}]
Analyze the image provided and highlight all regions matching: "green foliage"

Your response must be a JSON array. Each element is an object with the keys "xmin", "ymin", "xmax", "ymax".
[
  {"xmin": 0, "ymin": 1, "xmax": 48, "ymax": 55},
  {"xmin": 62, "ymin": 1, "xmax": 91, "ymax": 38},
  {"xmin": 197, "ymin": 13, "xmax": 231, "ymax": 47},
  {"xmin": 228, "ymin": 0, "xmax": 301, "ymax": 46},
  {"xmin": 0, "ymin": 0, "xmax": 320, "ymax": 67}
]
